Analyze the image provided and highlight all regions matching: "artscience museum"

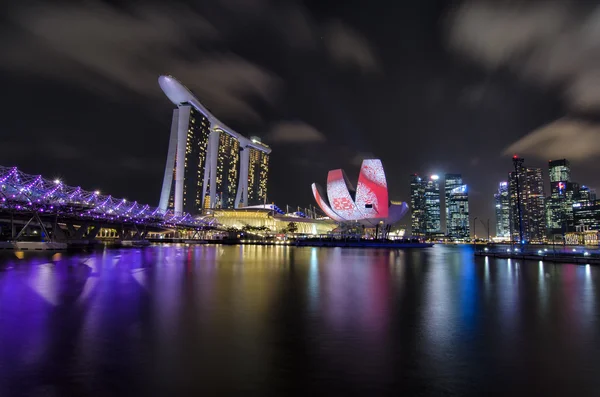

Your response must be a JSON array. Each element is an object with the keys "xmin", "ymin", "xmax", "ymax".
[{"xmin": 311, "ymin": 159, "xmax": 409, "ymax": 227}]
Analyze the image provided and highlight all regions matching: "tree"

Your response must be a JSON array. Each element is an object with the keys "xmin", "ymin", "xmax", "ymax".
[
  {"xmin": 287, "ymin": 222, "xmax": 298, "ymax": 234},
  {"xmin": 225, "ymin": 226, "xmax": 240, "ymax": 239}
]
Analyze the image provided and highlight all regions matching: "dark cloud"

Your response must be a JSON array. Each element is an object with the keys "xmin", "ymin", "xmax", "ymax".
[
  {"xmin": 268, "ymin": 121, "xmax": 326, "ymax": 143},
  {"xmin": 324, "ymin": 20, "xmax": 380, "ymax": 74},
  {"xmin": 448, "ymin": 0, "xmax": 600, "ymax": 163},
  {"xmin": 45, "ymin": 142, "xmax": 84, "ymax": 161},
  {"xmin": 504, "ymin": 118, "xmax": 600, "ymax": 161},
  {"xmin": 2, "ymin": 1, "xmax": 381, "ymax": 124},
  {"xmin": 4, "ymin": 2, "xmax": 277, "ymax": 123},
  {"xmin": 271, "ymin": 4, "xmax": 317, "ymax": 50},
  {"xmin": 448, "ymin": 1, "xmax": 600, "ymax": 112}
]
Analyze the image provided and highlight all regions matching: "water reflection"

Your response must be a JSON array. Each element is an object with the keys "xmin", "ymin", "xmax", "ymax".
[
  {"xmin": 1, "ymin": 245, "xmax": 600, "ymax": 395},
  {"xmin": 308, "ymin": 248, "xmax": 319, "ymax": 312}
]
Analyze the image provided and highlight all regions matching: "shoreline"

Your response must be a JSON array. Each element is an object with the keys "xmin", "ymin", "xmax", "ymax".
[{"xmin": 475, "ymin": 250, "xmax": 600, "ymax": 265}]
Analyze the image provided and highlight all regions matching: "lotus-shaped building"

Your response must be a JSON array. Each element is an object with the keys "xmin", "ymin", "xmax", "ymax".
[{"xmin": 311, "ymin": 159, "xmax": 409, "ymax": 226}]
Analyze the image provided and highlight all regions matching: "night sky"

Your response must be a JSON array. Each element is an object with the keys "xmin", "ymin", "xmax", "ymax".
[{"xmin": 1, "ymin": 0, "xmax": 599, "ymax": 233}]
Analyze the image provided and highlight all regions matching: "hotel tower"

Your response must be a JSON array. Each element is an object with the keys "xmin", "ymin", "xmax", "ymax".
[{"xmin": 158, "ymin": 75, "xmax": 271, "ymax": 215}]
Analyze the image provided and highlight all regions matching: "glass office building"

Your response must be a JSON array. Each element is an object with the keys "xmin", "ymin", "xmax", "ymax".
[
  {"xmin": 424, "ymin": 175, "xmax": 441, "ymax": 235},
  {"xmin": 495, "ymin": 182, "xmax": 510, "ymax": 238},
  {"xmin": 445, "ymin": 174, "xmax": 469, "ymax": 239},
  {"xmin": 410, "ymin": 174, "xmax": 426, "ymax": 236},
  {"xmin": 509, "ymin": 164, "xmax": 546, "ymax": 243}
]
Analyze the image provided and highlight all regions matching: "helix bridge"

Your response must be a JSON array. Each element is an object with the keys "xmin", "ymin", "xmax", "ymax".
[{"xmin": 0, "ymin": 166, "xmax": 218, "ymax": 242}]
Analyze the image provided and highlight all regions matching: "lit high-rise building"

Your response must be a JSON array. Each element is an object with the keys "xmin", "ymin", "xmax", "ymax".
[
  {"xmin": 161, "ymin": 105, "xmax": 211, "ymax": 214},
  {"xmin": 445, "ymin": 174, "xmax": 469, "ymax": 239},
  {"xmin": 546, "ymin": 159, "xmax": 575, "ymax": 235},
  {"xmin": 570, "ymin": 185, "xmax": 598, "ymax": 229},
  {"xmin": 494, "ymin": 182, "xmax": 510, "ymax": 238},
  {"xmin": 548, "ymin": 159, "xmax": 570, "ymax": 183},
  {"xmin": 574, "ymin": 198, "xmax": 600, "ymax": 230},
  {"xmin": 509, "ymin": 160, "xmax": 546, "ymax": 243},
  {"xmin": 410, "ymin": 174, "xmax": 426, "ymax": 236},
  {"xmin": 576, "ymin": 185, "xmax": 596, "ymax": 206},
  {"xmin": 158, "ymin": 76, "xmax": 271, "ymax": 214},
  {"xmin": 546, "ymin": 181, "xmax": 579, "ymax": 234},
  {"xmin": 444, "ymin": 174, "xmax": 462, "ymax": 190},
  {"xmin": 424, "ymin": 175, "xmax": 441, "ymax": 235},
  {"xmin": 246, "ymin": 138, "xmax": 269, "ymax": 206},
  {"xmin": 214, "ymin": 130, "xmax": 240, "ymax": 209}
]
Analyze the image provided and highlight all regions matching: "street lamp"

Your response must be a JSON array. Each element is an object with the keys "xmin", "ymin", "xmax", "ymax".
[{"xmin": 479, "ymin": 218, "xmax": 490, "ymax": 242}]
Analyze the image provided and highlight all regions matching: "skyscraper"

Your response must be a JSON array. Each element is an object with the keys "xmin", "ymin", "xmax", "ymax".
[
  {"xmin": 546, "ymin": 159, "xmax": 575, "ymax": 235},
  {"xmin": 574, "ymin": 196, "xmax": 600, "ymax": 230},
  {"xmin": 424, "ymin": 175, "xmax": 441, "ymax": 235},
  {"xmin": 576, "ymin": 185, "xmax": 596, "ymax": 206},
  {"xmin": 546, "ymin": 181, "xmax": 579, "ymax": 234},
  {"xmin": 161, "ymin": 105, "xmax": 211, "ymax": 214},
  {"xmin": 548, "ymin": 159, "xmax": 570, "ymax": 183},
  {"xmin": 157, "ymin": 76, "xmax": 271, "ymax": 214},
  {"xmin": 445, "ymin": 174, "xmax": 469, "ymax": 239},
  {"xmin": 410, "ymin": 174, "xmax": 426, "ymax": 236},
  {"xmin": 571, "ymin": 185, "xmax": 599, "ymax": 230},
  {"xmin": 494, "ymin": 182, "xmax": 510, "ymax": 238},
  {"xmin": 213, "ymin": 130, "xmax": 240, "ymax": 209},
  {"xmin": 509, "ymin": 160, "xmax": 546, "ymax": 243},
  {"xmin": 246, "ymin": 139, "xmax": 270, "ymax": 206}
]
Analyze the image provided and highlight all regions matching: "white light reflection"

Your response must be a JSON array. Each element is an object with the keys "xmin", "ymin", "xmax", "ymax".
[
  {"xmin": 76, "ymin": 256, "xmax": 106, "ymax": 369},
  {"xmin": 308, "ymin": 248, "xmax": 319, "ymax": 311},
  {"xmin": 538, "ymin": 261, "xmax": 547, "ymax": 314},
  {"xmin": 498, "ymin": 257, "xmax": 518, "ymax": 338},
  {"xmin": 131, "ymin": 268, "xmax": 148, "ymax": 291},
  {"xmin": 484, "ymin": 256, "xmax": 490, "ymax": 284},
  {"xmin": 77, "ymin": 257, "xmax": 100, "ymax": 305},
  {"xmin": 154, "ymin": 246, "xmax": 185, "ymax": 345},
  {"xmin": 392, "ymin": 250, "xmax": 406, "ymax": 279},
  {"xmin": 581, "ymin": 264, "xmax": 595, "ymax": 333},
  {"xmin": 28, "ymin": 263, "xmax": 58, "ymax": 306},
  {"xmin": 423, "ymin": 262, "xmax": 454, "ymax": 361},
  {"xmin": 325, "ymin": 248, "xmax": 348, "ymax": 329}
]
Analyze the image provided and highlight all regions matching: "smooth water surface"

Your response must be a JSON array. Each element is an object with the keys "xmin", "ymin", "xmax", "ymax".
[{"xmin": 0, "ymin": 245, "xmax": 599, "ymax": 396}]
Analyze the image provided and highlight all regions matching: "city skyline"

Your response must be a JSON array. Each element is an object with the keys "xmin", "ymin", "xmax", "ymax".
[
  {"xmin": 1, "ymin": 1, "xmax": 599, "ymax": 231},
  {"xmin": 489, "ymin": 156, "xmax": 600, "ymax": 242}
]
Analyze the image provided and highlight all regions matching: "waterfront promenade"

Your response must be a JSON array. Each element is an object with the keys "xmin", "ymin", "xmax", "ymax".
[{"xmin": 475, "ymin": 244, "xmax": 600, "ymax": 265}]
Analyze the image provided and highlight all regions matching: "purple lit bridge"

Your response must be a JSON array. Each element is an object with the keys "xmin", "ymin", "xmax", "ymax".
[{"xmin": 0, "ymin": 166, "xmax": 218, "ymax": 245}]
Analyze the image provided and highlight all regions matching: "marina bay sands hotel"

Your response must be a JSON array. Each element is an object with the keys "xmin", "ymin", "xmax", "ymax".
[{"xmin": 158, "ymin": 75, "xmax": 271, "ymax": 215}]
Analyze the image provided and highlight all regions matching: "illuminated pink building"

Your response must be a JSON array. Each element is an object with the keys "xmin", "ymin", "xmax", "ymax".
[{"xmin": 311, "ymin": 159, "xmax": 409, "ymax": 226}]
